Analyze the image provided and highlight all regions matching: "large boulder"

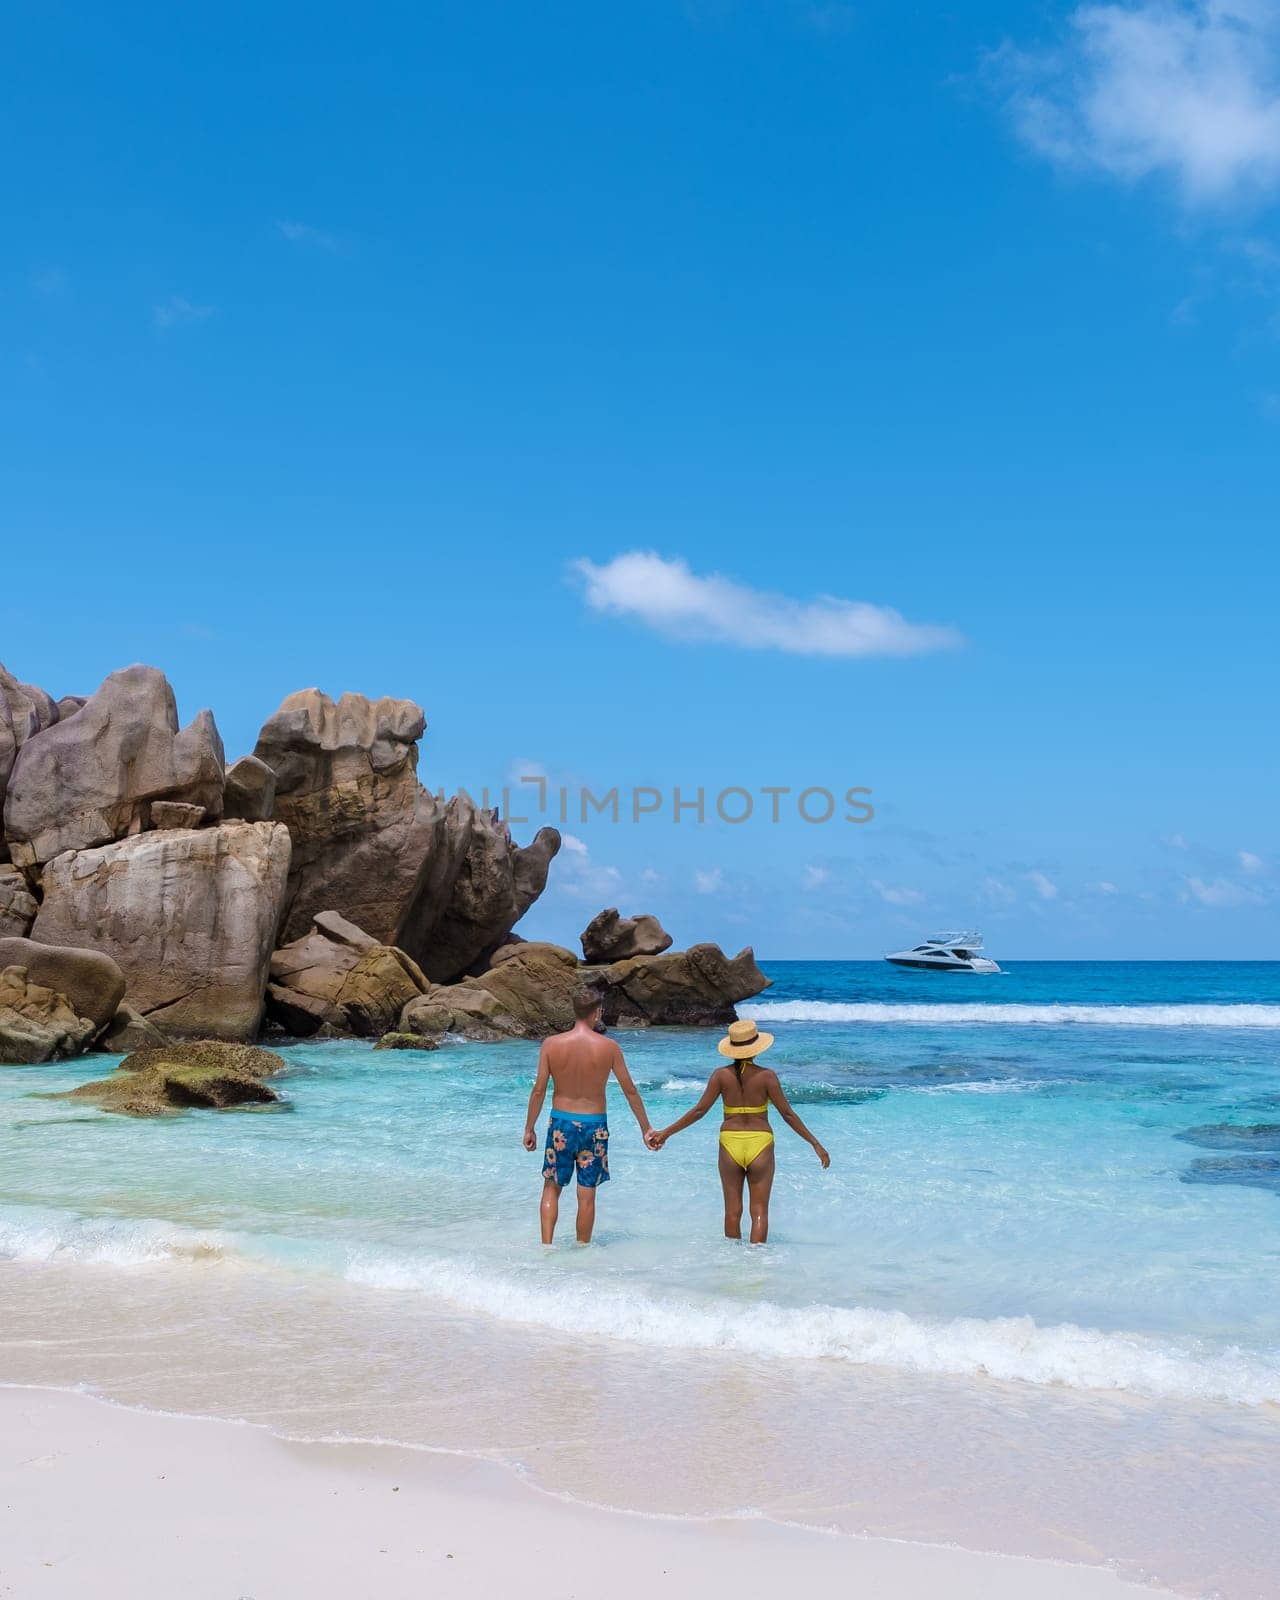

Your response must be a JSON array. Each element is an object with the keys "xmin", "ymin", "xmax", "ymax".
[
  {"xmin": 266, "ymin": 912, "xmax": 429, "ymax": 1037},
  {"xmin": 417, "ymin": 939, "xmax": 770, "ymax": 1040},
  {"xmin": 55, "ymin": 1040, "xmax": 286, "ymax": 1117},
  {"xmin": 31, "ymin": 821, "xmax": 291, "ymax": 1041},
  {"xmin": 603, "ymin": 944, "xmax": 770, "ymax": 1027},
  {"xmin": 223, "ymin": 755, "xmax": 276, "ymax": 822},
  {"xmin": 253, "ymin": 689, "xmax": 441, "ymax": 947},
  {"xmin": 580, "ymin": 908, "xmax": 673, "ymax": 964},
  {"xmin": 0, "ymin": 865, "xmax": 37, "ymax": 937},
  {"xmin": 0, "ymin": 936, "xmax": 125, "ymax": 1030},
  {"xmin": 4, "ymin": 665, "xmax": 225, "ymax": 867},
  {"xmin": 252, "ymin": 689, "xmax": 559, "ymax": 979},
  {"xmin": 0, "ymin": 965, "xmax": 98, "ymax": 1063},
  {"xmin": 0, "ymin": 664, "xmax": 60, "ymax": 856},
  {"xmin": 407, "ymin": 796, "xmax": 560, "ymax": 982},
  {"xmin": 96, "ymin": 1003, "xmax": 165, "ymax": 1054}
]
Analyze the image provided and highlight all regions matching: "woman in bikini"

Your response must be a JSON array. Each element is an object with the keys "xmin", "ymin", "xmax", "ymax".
[{"xmin": 650, "ymin": 1018, "xmax": 829, "ymax": 1243}]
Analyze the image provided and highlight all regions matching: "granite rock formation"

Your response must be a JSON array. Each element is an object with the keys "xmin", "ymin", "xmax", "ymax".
[
  {"xmin": 4, "ymin": 665, "xmax": 224, "ymax": 867},
  {"xmin": 0, "ymin": 965, "xmax": 99, "ymax": 1064},
  {"xmin": 252, "ymin": 689, "xmax": 560, "ymax": 980},
  {"xmin": 265, "ymin": 911, "xmax": 430, "ymax": 1037},
  {"xmin": 0, "ymin": 866, "xmax": 37, "ymax": 937},
  {"xmin": 0, "ymin": 936, "xmax": 125, "ymax": 1031},
  {"xmin": 32, "ymin": 822, "xmax": 291, "ymax": 1041},
  {"xmin": 580, "ymin": 908, "xmax": 673, "ymax": 964}
]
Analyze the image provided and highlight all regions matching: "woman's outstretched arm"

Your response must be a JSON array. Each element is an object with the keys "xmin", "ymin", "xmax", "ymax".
[
  {"xmin": 763, "ymin": 1072, "xmax": 830, "ymax": 1167},
  {"xmin": 651, "ymin": 1071, "xmax": 724, "ymax": 1147}
]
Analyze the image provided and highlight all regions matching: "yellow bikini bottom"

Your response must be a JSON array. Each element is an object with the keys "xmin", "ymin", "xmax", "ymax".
[{"xmin": 719, "ymin": 1129, "xmax": 774, "ymax": 1171}]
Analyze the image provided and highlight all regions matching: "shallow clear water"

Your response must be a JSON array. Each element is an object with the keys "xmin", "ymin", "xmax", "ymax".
[{"xmin": 3, "ymin": 960, "xmax": 1279, "ymax": 1596}]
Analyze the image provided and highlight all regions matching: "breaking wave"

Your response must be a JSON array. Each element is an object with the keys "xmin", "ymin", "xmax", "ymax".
[{"xmin": 752, "ymin": 1002, "xmax": 1280, "ymax": 1029}]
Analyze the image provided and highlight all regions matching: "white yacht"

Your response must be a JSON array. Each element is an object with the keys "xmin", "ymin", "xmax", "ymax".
[{"xmin": 884, "ymin": 932, "xmax": 1001, "ymax": 973}]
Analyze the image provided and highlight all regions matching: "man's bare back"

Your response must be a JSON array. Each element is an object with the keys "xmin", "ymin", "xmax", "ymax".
[{"xmin": 522, "ymin": 988, "xmax": 655, "ymax": 1244}]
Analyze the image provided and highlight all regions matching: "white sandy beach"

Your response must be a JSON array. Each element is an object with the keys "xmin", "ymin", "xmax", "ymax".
[{"xmin": 0, "ymin": 1386, "xmax": 1164, "ymax": 1600}]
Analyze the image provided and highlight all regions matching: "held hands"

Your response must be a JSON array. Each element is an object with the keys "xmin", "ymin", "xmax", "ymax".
[{"xmin": 645, "ymin": 1128, "xmax": 666, "ymax": 1150}]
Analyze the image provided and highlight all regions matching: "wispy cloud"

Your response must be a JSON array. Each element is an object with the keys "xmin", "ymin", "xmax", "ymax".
[
  {"xmin": 1184, "ymin": 873, "xmax": 1266, "ymax": 906},
  {"xmin": 548, "ymin": 832, "xmax": 623, "ymax": 902},
  {"xmin": 694, "ymin": 867, "xmax": 724, "ymax": 894},
  {"xmin": 572, "ymin": 552, "xmax": 961, "ymax": 659},
  {"xmin": 991, "ymin": 2, "xmax": 1280, "ymax": 204},
  {"xmin": 1239, "ymin": 849, "xmax": 1266, "ymax": 872},
  {"xmin": 30, "ymin": 266, "xmax": 67, "ymax": 296},
  {"xmin": 276, "ymin": 219, "xmax": 339, "ymax": 251},
  {"xmin": 802, "ymin": 864, "xmax": 830, "ymax": 890},
  {"xmin": 1026, "ymin": 869, "xmax": 1059, "ymax": 900},
  {"xmin": 873, "ymin": 879, "xmax": 924, "ymax": 906},
  {"xmin": 154, "ymin": 296, "xmax": 214, "ymax": 331}
]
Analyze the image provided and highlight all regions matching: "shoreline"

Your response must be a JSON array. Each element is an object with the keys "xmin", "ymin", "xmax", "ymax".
[{"xmin": 0, "ymin": 1385, "xmax": 1166, "ymax": 1599}]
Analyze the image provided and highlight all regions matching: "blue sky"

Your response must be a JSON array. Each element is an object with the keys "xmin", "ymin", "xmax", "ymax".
[{"xmin": 4, "ymin": 1, "xmax": 1277, "ymax": 958}]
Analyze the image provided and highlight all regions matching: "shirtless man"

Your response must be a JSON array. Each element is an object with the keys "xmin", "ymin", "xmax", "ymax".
[{"xmin": 522, "ymin": 985, "xmax": 656, "ymax": 1244}]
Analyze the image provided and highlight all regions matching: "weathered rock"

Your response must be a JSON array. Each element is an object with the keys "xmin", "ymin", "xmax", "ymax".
[
  {"xmin": 0, "ymin": 964, "xmax": 98, "ymax": 1063},
  {"xmin": 373, "ymin": 1031, "xmax": 441, "ymax": 1052},
  {"xmin": 1, "ymin": 664, "xmax": 60, "ymax": 853},
  {"xmin": 150, "ymin": 801, "xmax": 206, "ymax": 829},
  {"xmin": 580, "ymin": 908, "xmax": 673, "ymax": 964},
  {"xmin": 398, "ymin": 995, "xmax": 455, "ymax": 1039},
  {"xmin": 266, "ymin": 913, "xmax": 429, "ymax": 1037},
  {"xmin": 0, "ymin": 865, "xmax": 37, "ymax": 937},
  {"xmin": 57, "ymin": 1040, "xmax": 286, "ymax": 1116},
  {"xmin": 55, "ymin": 695, "xmax": 86, "ymax": 722},
  {"xmin": 413, "ymin": 797, "xmax": 561, "ymax": 982},
  {"xmin": 0, "ymin": 936, "xmax": 126, "ymax": 1030},
  {"xmin": 32, "ymin": 822, "xmax": 291, "ymax": 1041},
  {"xmin": 4, "ymin": 665, "xmax": 225, "ymax": 866},
  {"xmin": 223, "ymin": 755, "xmax": 276, "ymax": 822},
  {"xmin": 603, "ymin": 944, "xmax": 770, "ymax": 1027},
  {"xmin": 97, "ymin": 1003, "xmax": 165, "ymax": 1054},
  {"xmin": 416, "ymin": 943, "xmax": 583, "ymax": 1040},
  {"xmin": 253, "ymin": 689, "xmax": 441, "ymax": 946},
  {"xmin": 252, "ymin": 690, "xmax": 560, "ymax": 980}
]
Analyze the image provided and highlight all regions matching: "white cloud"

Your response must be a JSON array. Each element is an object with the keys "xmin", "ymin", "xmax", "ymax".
[
  {"xmin": 277, "ymin": 219, "xmax": 338, "ymax": 251},
  {"xmin": 641, "ymin": 867, "xmax": 662, "ymax": 884},
  {"xmin": 547, "ymin": 833, "xmax": 621, "ymax": 902},
  {"xmin": 1239, "ymin": 849, "xmax": 1266, "ymax": 872},
  {"xmin": 1185, "ymin": 873, "xmax": 1265, "ymax": 905},
  {"xmin": 996, "ymin": 1, "xmax": 1280, "ymax": 204},
  {"xmin": 571, "ymin": 551, "xmax": 961, "ymax": 659},
  {"xmin": 154, "ymin": 295, "xmax": 214, "ymax": 330},
  {"xmin": 983, "ymin": 875, "xmax": 1019, "ymax": 905},
  {"xmin": 873, "ymin": 879, "xmax": 924, "ymax": 906},
  {"xmin": 802, "ymin": 865, "xmax": 830, "ymax": 890},
  {"xmin": 1027, "ymin": 869, "xmax": 1059, "ymax": 900},
  {"xmin": 1090, "ymin": 879, "xmax": 1120, "ymax": 894},
  {"xmin": 694, "ymin": 868, "xmax": 724, "ymax": 894}
]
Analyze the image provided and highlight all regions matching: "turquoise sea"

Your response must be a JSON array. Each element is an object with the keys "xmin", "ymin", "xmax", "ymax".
[{"xmin": 3, "ymin": 960, "xmax": 1279, "ymax": 1596}]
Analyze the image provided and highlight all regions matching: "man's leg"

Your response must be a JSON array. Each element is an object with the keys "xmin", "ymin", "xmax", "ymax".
[
  {"xmin": 575, "ymin": 1181, "xmax": 597, "ymax": 1244},
  {"xmin": 540, "ymin": 1179, "xmax": 561, "ymax": 1244}
]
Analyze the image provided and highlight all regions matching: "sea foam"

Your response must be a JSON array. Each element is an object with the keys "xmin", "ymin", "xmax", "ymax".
[
  {"xmin": 752, "ymin": 1001, "xmax": 1280, "ymax": 1028},
  {"xmin": 343, "ymin": 1250, "xmax": 1280, "ymax": 1407}
]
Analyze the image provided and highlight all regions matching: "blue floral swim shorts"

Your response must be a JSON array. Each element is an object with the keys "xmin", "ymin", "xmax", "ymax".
[{"xmin": 542, "ymin": 1110, "xmax": 610, "ymax": 1188}]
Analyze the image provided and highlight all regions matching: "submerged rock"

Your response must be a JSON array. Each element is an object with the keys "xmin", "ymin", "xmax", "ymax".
[
  {"xmin": 580, "ymin": 908, "xmax": 673, "ymax": 964},
  {"xmin": 0, "ymin": 964, "xmax": 97, "ymax": 1064},
  {"xmin": 32, "ymin": 821, "xmax": 291, "ymax": 1041},
  {"xmin": 373, "ymin": 1031, "xmax": 440, "ymax": 1052},
  {"xmin": 4, "ymin": 665, "xmax": 225, "ymax": 866},
  {"xmin": 57, "ymin": 1039, "xmax": 287, "ymax": 1116}
]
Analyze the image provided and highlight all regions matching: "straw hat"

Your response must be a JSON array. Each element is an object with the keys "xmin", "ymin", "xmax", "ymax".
[{"xmin": 717, "ymin": 1018, "xmax": 774, "ymax": 1060}]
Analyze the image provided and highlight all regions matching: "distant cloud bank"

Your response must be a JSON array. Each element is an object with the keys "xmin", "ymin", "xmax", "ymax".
[
  {"xmin": 992, "ymin": 1, "xmax": 1280, "ymax": 204},
  {"xmin": 571, "ymin": 551, "xmax": 961, "ymax": 659}
]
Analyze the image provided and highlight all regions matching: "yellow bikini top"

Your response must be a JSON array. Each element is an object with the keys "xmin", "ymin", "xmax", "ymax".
[{"xmin": 723, "ymin": 1103, "xmax": 768, "ymax": 1115}]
